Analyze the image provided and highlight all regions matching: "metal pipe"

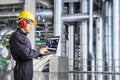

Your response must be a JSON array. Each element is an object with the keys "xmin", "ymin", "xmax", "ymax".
[
  {"xmin": 0, "ymin": 10, "xmax": 53, "ymax": 19},
  {"xmin": 88, "ymin": 1, "xmax": 95, "ymax": 80},
  {"xmin": 0, "ymin": 27, "xmax": 14, "ymax": 42},
  {"xmin": 0, "ymin": 10, "xmax": 99, "ymax": 21},
  {"xmin": 69, "ymin": 70, "xmax": 120, "ymax": 74},
  {"xmin": 0, "ymin": 0, "xmax": 23, "ymax": 4},
  {"xmin": 80, "ymin": 0, "xmax": 88, "ymax": 75},
  {"xmin": 61, "ymin": 13, "xmax": 89, "ymax": 22},
  {"xmin": 96, "ymin": 16, "xmax": 104, "ymax": 72},
  {"xmin": 89, "ymin": 0, "xmax": 93, "ymax": 57},
  {"xmin": 68, "ymin": 2, "xmax": 75, "ymax": 71},
  {"xmin": 105, "ymin": 1, "xmax": 113, "ymax": 80},
  {"xmin": 0, "ymin": 11, "xmax": 100, "ymax": 21},
  {"xmin": 0, "ymin": 12, "xmax": 19, "ymax": 17},
  {"xmin": 89, "ymin": 0, "xmax": 95, "ymax": 73},
  {"xmin": 113, "ymin": 0, "xmax": 120, "ymax": 73},
  {"xmin": 95, "ymin": 14, "xmax": 104, "ymax": 73},
  {"xmin": 37, "ymin": 9, "xmax": 53, "ymax": 19},
  {"xmin": 68, "ymin": 25, "xmax": 74, "ymax": 70},
  {"xmin": 108, "ymin": 1, "xmax": 113, "ymax": 73},
  {"xmin": 79, "ymin": 21, "xmax": 88, "ymax": 78},
  {"xmin": 54, "ymin": 0, "xmax": 64, "ymax": 56},
  {"xmin": 88, "ymin": 0, "xmax": 95, "ymax": 80},
  {"xmin": 61, "ymin": 13, "xmax": 100, "ymax": 22},
  {"xmin": 105, "ymin": 1, "xmax": 113, "ymax": 73}
]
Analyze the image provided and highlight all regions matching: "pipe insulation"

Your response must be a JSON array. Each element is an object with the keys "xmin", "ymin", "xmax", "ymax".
[
  {"xmin": 89, "ymin": 0, "xmax": 95, "ymax": 72},
  {"xmin": 0, "ymin": 12, "xmax": 19, "ymax": 17},
  {"xmin": 0, "ymin": 27, "xmax": 14, "ymax": 42},
  {"xmin": 80, "ymin": 0, "xmax": 88, "ymax": 76},
  {"xmin": 96, "ymin": 17, "xmax": 104, "ymax": 72},
  {"xmin": 0, "ymin": 10, "xmax": 53, "ymax": 18},
  {"xmin": 37, "ymin": 9, "xmax": 53, "ymax": 19},
  {"xmin": 105, "ymin": 1, "xmax": 113, "ymax": 73},
  {"xmin": 113, "ymin": 0, "xmax": 120, "ymax": 73},
  {"xmin": 68, "ymin": 2, "xmax": 75, "ymax": 71},
  {"xmin": 104, "ymin": 1, "xmax": 113, "ymax": 80},
  {"xmin": 54, "ymin": 0, "xmax": 64, "ymax": 56},
  {"xmin": 0, "ymin": 10, "xmax": 100, "ymax": 22},
  {"xmin": 61, "ymin": 13, "xmax": 101, "ymax": 22}
]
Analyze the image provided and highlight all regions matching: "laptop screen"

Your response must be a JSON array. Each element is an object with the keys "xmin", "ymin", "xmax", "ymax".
[{"xmin": 46, "ymin": 36, "xmax": 59, "ymax": 53}]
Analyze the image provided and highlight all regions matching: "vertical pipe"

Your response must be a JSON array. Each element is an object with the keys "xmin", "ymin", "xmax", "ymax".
[
  {"xmin": 24, "ymin": 0, "xmax": 29, "ymax": 10},
  {"xmin": 108, "ymin": 2, "xmax": 113, "ymax": 73},
  {"xmin": 89, "ymin": 2, "xmax": 95, "ymax": 80},
  {"xmin": 105, "ymin": 1, "xmax": 113, "ymax": 74},
  {"xmin": 95, "ymin": 17, "xmax": 104, "ymax": 80},
  {"xmin": 68, "ymin": 2, "xmax": 75, "ymax": 71},
  {"xmin": 89, "ymin": 0, "xmax": 95, "ymax": 73},
  {"xmin": 105, "ymin": 2, "xmax": 113, "ymax": 80},
  {"xmin": 115, "ymin": 75, "xmax": 120, "ymax": 80},
  {"xmin": 68, "ymin": 25, "xmax": 74, "ymax": 70},
  {"xmin": 96, "ymin": 18, "xmax": 104, "ymax": 72},
  {"xmin": 105, "ymin": 0, "xmax": 109, "ymax": 72},
  {"xmin": 80, "ymin": 0, "xmax": 88, "ymax": 80},
  {"xmin": 54, "ymin": 0, "xmax": 64, "ymax": 56},
  {"xmin": 24, "ymin": 0, "xmax": 36, "ymax": 49},
  {"xmin": 113, "ymin": 0, "xmax": 120, "ymax": 73},
  {"xmin": 89, "ymin": 0, "xmax": 93, "ymax": 54}
]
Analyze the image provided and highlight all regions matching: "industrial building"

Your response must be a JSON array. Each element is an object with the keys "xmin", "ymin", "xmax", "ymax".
[{"xmin": 0, "ymin": 0, "xmax": 120, "ymax": 80}]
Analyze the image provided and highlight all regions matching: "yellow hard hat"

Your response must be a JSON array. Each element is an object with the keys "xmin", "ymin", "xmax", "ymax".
[{"xmin": 18, "ymin": 11, "xmax": 37, "ymax": 26}]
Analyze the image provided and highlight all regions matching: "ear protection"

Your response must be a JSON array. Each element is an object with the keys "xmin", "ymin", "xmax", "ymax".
[{"xmin": 20, "ymin": 19, "xmax": 27, "ymax": 28}]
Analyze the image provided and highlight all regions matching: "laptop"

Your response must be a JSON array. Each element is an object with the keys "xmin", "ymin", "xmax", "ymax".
[{"xmin": 45, "ymin": 36, "xmax": 59, "ymax": 54}]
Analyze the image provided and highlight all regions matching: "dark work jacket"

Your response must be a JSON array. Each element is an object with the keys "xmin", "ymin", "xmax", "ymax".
[{"xmin": 9, "ymin": 28, "xmax": 41, "ymax": 80}]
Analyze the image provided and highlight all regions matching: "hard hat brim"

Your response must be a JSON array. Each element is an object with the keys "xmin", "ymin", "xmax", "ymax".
[{"xmin": 32, "ymin": 20, "xmax": 37, "ymax": 26}]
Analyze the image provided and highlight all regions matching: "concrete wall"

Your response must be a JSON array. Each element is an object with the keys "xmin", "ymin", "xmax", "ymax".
[{"xmin": 50, "ymin": 56, "xmax": 68, "ymax": 72}]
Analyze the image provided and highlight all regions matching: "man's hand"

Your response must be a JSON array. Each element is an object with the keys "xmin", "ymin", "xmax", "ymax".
[{"xmin": 39, "ymin": 48, "xmax": 49, "ymax": 56}]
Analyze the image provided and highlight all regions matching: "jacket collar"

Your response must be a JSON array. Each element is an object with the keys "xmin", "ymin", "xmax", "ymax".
[{"xmin": 17, "ymin": 28, "xmax": 27, "ymax": 35}]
